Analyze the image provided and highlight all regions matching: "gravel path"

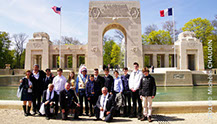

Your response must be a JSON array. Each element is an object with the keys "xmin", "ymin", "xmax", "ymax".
[{"xmin": 0, "ymin": 109, "xmax": 216, "ymax": 124}]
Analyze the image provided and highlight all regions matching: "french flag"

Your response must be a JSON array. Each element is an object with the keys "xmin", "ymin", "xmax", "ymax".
[
  {"xmin": 160, "ymin": 8, "xmax": 173, "ymax": 17},
  {"xmin": 52, "ymin": 6, "xmax": 61, "ymax": 15}
]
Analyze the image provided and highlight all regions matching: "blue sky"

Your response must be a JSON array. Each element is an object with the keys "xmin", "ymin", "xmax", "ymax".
[{"xmin": 0, "ymin": 0, "xmax": 216, "ymax": 46}]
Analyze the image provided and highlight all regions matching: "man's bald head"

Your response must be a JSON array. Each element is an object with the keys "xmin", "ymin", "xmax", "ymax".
[
  {"xmin": 101, "ymin": 87, "xmax": 108, "ymax": 95},
  {"xmin": 48, "ymin": 84, "xmax": 54, "ymax": 91}
]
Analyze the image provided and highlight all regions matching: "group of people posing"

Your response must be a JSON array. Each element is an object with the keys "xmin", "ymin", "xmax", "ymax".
[{"xmin": 18, "ymin": 62, "xmax": 156, "ymax": 122}]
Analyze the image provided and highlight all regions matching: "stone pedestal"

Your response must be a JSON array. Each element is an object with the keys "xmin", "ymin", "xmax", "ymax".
[{"xmin": 165, "ymin": 71, "xmax": 193, "ymax": 86}]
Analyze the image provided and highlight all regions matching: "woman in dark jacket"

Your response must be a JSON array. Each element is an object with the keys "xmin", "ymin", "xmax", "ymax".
[
  {"xmin": 19, "ymin": 70, "xmax": 33, "ymax": 116},
  {"xmin": 139, "ymin": 67, "xmax": 156, "ymax": 122}
]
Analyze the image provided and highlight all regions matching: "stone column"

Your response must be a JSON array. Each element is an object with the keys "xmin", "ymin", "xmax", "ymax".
[
  {"xmin": 41, "ymin": 39, "xmax": 50, "ymax": 70},
  {"xmin": 25, "ymin": 43, "xmax": 32, "ymax": 70},
  {"xmin": 33, "ymin": 55, "xmax": 37, "ymax": 65},
  {"xmin": 85, "ymin": 54, "xmax": 88, "ymax": 68},
  {"xmin": 165, "ymin": 54, "xmax": 169, "ymax": 67},
  {"xmin": 61, "ymin": 54, "xmax": 65, "ymax": 69},
  {"xmin": 153, "ymin": 54, "xmax": 157, "ymax": 68},
  {"xmin": 73, "ymin": 54, "xmax": 77, "ymax": 71}
]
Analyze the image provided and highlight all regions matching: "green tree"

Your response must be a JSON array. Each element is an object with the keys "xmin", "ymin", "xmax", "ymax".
[
  {"xmin": 103, "ymin": 40, "xmax": 115, "ymax": 66},
  {"xmin": 111, "ymin": 43, "xmax": 121, "ymax": 67},
  {"xmin": 182, "ymin": 17, "xmax": 216, "ymax": 68},
  {"xmin": 0, "ymin": 31, "xmax": 14, "ymax": 68},
  {"xmin": 203, "ymin": 34, "xmax": 217, "ymax": 69},
  {"xmin": 142, "ymin": 30, "xmax": 172, "ymax": 45},
  {"xmin": 182, "ymin": 17, "xmax": 214, "ymax": 46}
]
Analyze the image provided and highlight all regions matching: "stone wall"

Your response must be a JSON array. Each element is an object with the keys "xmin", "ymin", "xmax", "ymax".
[
  {"xmin": 1, "ymin": 72, "xmax": 216, "ymax": 87},
  {"xmin": 0, "ymin": 75, "xmax": 24, "ymax": 86},
  {"xmin": 193, "ymin": 74, "xmax": 217, "ymax": 86},
  {"xmin": 0, "ymin": 69, "xmax": 25, "ymax": 75}
]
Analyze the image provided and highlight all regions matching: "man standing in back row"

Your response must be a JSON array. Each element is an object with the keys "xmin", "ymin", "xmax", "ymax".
[
  {"xmin": 129, "ymin": 62, "xmax": 143, "ymax": 119},
  {"xmin": 31, "ymin": 64, "xmax": 46, "ymax": 115},
  {"xmin": 103, "ymin": 68, "xmax": 114, "ymax": 94}
]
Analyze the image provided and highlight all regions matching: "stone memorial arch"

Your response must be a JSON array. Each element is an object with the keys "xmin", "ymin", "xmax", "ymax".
[
  {"xmin": 87, "ymin": 0, "xmax": 143, "ymax": 70},
  {"xmin": 25, "ymin": 0, "xmax": 204, "ymax": 72}
]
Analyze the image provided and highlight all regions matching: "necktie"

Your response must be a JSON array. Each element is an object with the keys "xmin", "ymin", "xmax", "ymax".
[
  {"xmin": 102, "ymin": 96, "xmax": 106, "ymax": 108},
  {"xmin": 134, "ymin": 72, "xmax": 136, "ymax": 78},
  {"xmin": 49, "ymin": 92, "xmax": 52, "ymax": 100}
]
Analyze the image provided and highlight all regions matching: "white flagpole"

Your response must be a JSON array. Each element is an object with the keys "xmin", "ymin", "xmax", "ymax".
[
  {"xmin": 172, "ymin": 7, "xmax": 176, "ymax": 69},
  {"xmin": 59, "ymin": 8, "xmax": 62, "ymax": 68}
]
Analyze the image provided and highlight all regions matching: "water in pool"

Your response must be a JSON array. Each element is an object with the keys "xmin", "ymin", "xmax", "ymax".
[{"xmin": 0, "ymin": 86, "xmax": 216, "ymax": 101}]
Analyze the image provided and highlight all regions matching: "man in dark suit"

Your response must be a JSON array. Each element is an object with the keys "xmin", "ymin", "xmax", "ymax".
[
  {"xmin": 59, "ymin": 83, "xmax": 80, "ymax": 120},
  {"xmin": 30, "ymin": 64, "xmax": 46, "ymax": 115},
  {"xmin": 94, "ymin": 87, "xmax": 115, "ymax": 122},
  {"xmin": 41, "ymin": 84, "xmax": 58, "ymax": 120},
  {"xmin": 93, "ymin": 68, "xmax": 104, "ymax": 102},
  {"xmin": 103, "ymin": 68, "xmax": 114, "ymax": 94},
  {"xmin": 43, "ymin": 68, "xmax": 55, "ymax": 91}
]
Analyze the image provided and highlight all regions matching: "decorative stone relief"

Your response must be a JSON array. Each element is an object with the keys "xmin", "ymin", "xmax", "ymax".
[
  {"xmin": 91, "ymin": 46, "xmax": 98, "ymax": 52},
  {"xmin": 90, "ymin": 7, "xmax": 101, "ymax": 18},
  {"xmin": 33, "ymin": 43, "xmax": 41, "ymax": 48},
  {"xmin": 33, "ymin": 32, "xmax": 50, "ymax": 40},
  {"xmin": 131, "ymin": 46, "xmax": 138, "ymax": 52},
  {"xmin": 130, "ymin": 7, "xmax": 140, "ymax": 19}
]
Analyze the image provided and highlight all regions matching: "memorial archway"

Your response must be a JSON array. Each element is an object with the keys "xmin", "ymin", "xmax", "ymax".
[
  {"xmin": 102, "ymin": 23, "xmax": 127, "ymax": 68},
  {"xmin": 87, "ymin": 1, "xmax": 143, "ymax": 70}
]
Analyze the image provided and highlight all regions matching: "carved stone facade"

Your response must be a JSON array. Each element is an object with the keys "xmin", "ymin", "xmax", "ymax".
[
  {"xmin": 25, "ymin": 1, "xmax": 204, "ymax": 72},
  {"xmin": 88, "ymin": 1, "xmax": 143, "ymax": 70}
]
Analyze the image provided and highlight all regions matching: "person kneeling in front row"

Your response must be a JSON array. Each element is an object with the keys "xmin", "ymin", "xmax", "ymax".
[
  {"xmin": 41, "ymin": 84, "xmax": 58, "ymax": 120},
  {"xmin": 59, "ymin": 83, "xmax": 80, "ymax": 120},
  {"xmin": 94, "ymin": 87, "xmax": 115, "ymax": 122}
]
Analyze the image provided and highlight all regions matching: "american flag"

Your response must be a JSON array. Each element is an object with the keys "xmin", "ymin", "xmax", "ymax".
[{"xmin": 52, "ymin": 6, "xmax": 61, "ymax": 15}]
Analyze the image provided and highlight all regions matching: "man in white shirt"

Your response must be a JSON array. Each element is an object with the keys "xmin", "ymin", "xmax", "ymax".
[
  {"xmin": 52, "ymin": 68, "xmax": 67, "ymax": 95},
  {"xmin": 128, "ymin": 62, "xmax": 143, "ymax": 119}
]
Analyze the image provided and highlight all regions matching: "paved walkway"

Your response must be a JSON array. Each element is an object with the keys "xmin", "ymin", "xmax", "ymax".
[
  {"xmin": 1, "ymin": 100, "xmax": 217, "ymax": 114},
  {"xmin": 0, "ymin": 109, "xmax": 216, "ymax": 124}
]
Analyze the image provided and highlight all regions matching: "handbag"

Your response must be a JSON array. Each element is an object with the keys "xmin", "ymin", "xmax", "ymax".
[
  {"xmin": 39, "ymin": 103, "xmax": 45, "ymax": 115},
  {"xmin": 17, "ymin": 87, "xmax": 23, "ymax": 98}
]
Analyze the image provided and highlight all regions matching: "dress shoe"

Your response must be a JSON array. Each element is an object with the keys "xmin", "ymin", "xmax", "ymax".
[
  {"xmin": 140, "ymin": 116, "xmax": 147, "ymax": 121},
  {"xmin": 148, "ymin": 116, "xmax": 152, "ymax": 122}
]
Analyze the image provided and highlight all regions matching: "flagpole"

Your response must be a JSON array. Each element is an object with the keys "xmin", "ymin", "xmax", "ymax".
[
  {"xmin": 59, "ymin": 9, "xmax": 62, "ymax": 68},
  {"xmin": 172, "ymin": 7, "xmax": 176, "ymax": 69}
]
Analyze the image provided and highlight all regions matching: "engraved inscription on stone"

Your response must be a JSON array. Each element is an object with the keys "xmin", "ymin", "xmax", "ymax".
[
  {"xmin": 89, "ymin": 4, "xmax": 140, "ymax": 18},
  {"xmin": 100, "ymin": 4, "xmax": 129, "ymax": 17},
  {"xmin": 173, "ymin": 74, "xmax": 185, "ymax": 79}
]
